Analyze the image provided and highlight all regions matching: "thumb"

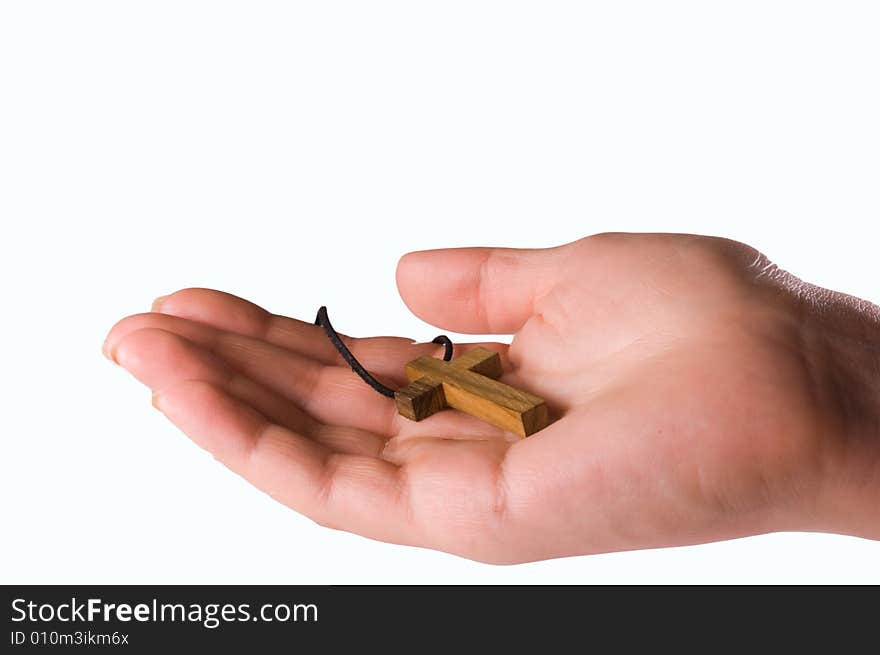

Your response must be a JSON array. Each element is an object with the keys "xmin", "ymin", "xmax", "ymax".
[{"xmin": 395, "ymin": 244, "xmax": 564, "ymax": 334}]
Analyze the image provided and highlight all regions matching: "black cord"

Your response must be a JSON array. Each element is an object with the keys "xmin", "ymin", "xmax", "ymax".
[{"xmin": 315, "ymin": 306, "xmax": 453, "ymax": 398}]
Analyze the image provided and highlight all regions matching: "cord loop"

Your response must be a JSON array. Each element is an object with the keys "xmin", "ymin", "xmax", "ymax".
[{"xmin": 315, "ymin": 306, "xmax": 454, "ymax": 398}]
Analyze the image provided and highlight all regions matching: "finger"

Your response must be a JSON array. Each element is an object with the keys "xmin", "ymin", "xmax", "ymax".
[
  {"xmin": 153, "ymin": 289, "xmax": 383, "ymax": 366},
  {"xmin": 107, "ymin": 314, "xmax": 401, "ymax": 436},
  {"xmin": 152, "ymin": 378, "xmax": 416, "ymax": 546},
  {"xmin": 112, "ymin": 326, "xmax": 387, "ymax": 457},
  {"xmin": 395, "ymin": 245, "xmax": 565, "ymax": 334},
  {"xmin": 153, "ymin": 288, "xmax": 443, "ymax": 376},
  {"xmin": 150, "ymin": 288, "xmax": 510, "ymax": 379}
]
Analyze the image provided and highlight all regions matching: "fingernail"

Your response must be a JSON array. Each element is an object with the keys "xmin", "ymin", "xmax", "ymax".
[
  {"xmin": 102, "ymin": 339, "xmax": 117, "ymax": 364},
  {"xmin": 151, "ymin": 295, "xmax": 168, "ymax": 312},
  {"xmin": 380, "ymin": 438, "xmax": 400, "ymax": 464}
]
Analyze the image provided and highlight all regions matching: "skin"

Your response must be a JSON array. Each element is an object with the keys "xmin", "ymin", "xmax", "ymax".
[{"xmin": 103, "ymin": 233, "xmax": 880, "ymax": 563}]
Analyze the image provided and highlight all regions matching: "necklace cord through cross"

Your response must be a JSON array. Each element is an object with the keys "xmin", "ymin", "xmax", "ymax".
[{"xmin": 315, "ymin": 306, "xmax": 454, "ymax": 398}]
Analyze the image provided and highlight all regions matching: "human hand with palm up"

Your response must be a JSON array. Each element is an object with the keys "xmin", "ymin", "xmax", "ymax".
[{"xmin": 104, "ymin": 233, "xmax": 880, "ymax": 562}]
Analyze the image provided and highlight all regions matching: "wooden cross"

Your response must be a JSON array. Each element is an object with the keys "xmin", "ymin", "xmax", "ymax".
[{"xmin": 394, "ymin": 347, "xmax": 549, "ymax": 437}]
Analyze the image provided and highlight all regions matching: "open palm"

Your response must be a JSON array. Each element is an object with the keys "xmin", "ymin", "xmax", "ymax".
[{"xmin": 104, "ymin": 233, "xmax": 876, "ymax": 562}]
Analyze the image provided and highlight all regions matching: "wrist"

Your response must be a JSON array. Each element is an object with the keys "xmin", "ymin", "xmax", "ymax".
[{"xmin": 805, "ymin": 291, "xmax": 880, "ymax": 539}]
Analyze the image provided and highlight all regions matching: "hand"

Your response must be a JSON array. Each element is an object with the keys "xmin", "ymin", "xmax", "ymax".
[{"xmin": 103, "ymin": 233, "xmax": 880, "ymax": 562}]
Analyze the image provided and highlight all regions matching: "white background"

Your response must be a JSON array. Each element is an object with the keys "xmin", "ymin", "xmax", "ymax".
[{"xmin": 1, "ymin": 2, "xmax": 878, "ymax": 584}]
